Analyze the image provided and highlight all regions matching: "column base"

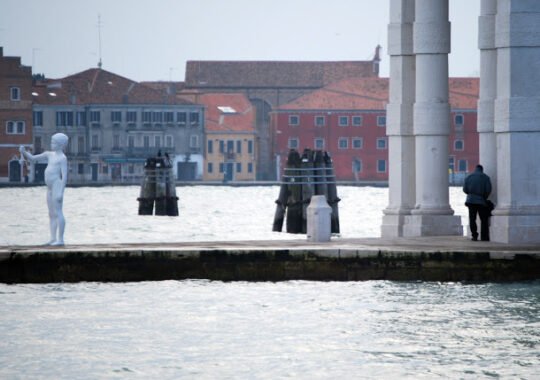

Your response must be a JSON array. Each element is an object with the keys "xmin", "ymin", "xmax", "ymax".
[
  {"xmin": 403, "ymin": 214, "xmax": 463, "ymax": 237},
  {"xmin": 491, "ymin": 214, "xmax": 540, "ymax": 244},
  {"xmin": 381, "ymin": 213, "xmax": 409, "ymax": 238}
]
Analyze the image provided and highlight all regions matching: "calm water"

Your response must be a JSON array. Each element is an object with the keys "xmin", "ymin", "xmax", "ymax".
[
  {"xmin": 1, "ymin": 187, "xmax": 538, "ymax": 379},
  {"xmin": 0, "ymin": 185, "xmax": 469, "ymax": 246},
  {"xmin": 0, "ymin": 280, "xmax": 539, "ymax": 379}
]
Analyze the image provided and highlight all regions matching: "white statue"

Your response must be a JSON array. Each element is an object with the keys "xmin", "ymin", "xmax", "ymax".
[{"xmin": 20, "ymin": 133, "xmax": 69, "ymax": 246}]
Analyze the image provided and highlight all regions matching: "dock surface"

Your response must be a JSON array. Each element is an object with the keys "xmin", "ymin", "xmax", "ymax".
[{"xmin": 1, "ymin": 237, "xmax": 539, "ymax": 283}]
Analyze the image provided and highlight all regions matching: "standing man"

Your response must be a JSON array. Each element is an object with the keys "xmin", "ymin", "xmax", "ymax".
[{"xmin": 463, "ymin": 164, "xmax": 492, "ymax": 241}]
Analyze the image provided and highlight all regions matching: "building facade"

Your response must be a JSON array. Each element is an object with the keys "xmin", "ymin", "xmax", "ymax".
[
  {"xmin": 0, "ymin": 47, "xmax": 33, "ymax": 182},
  {"xmin": 189, "ymin": 93, "xmax": 257, "ymax": 182},
  {"xmin": 182, "ymin": 48, "xmax": 382, "ymax": 179},
  {"xmin": 30, "ymin": 68, "xmax": 204, "ymax": 184},
  {"xmin": 272, "ymin": 77, "xmax": 479, "ymax": 182}
]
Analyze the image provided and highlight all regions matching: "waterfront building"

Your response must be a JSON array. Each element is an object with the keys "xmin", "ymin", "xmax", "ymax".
[
  {"xmin": 182, "ymin": 48, "xmax": 382, "ymax": 179},
  {"xmin": 0, "ymin": 47, "xmax": 33, "ymax": 182},
  {"xmin": 271, "ymin": 77, "xmax": 478, "ymax": 182},
  {"xmin": 192, "ymin": 93, "xmax": 257, "ymax": 182},
  {"xmin": 30, "ymin": 68, "xmax": 204, "ymax": 183}
]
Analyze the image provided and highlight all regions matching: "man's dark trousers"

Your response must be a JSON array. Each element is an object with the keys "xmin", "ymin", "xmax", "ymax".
[{"xmin": 467, "ymin": 203, "xmax": 490, "ymax": 241}]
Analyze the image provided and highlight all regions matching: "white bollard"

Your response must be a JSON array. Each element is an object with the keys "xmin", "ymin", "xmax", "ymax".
[{"xmin": 307, "ymin": 195, "xmax": 332, "ymax": 242}]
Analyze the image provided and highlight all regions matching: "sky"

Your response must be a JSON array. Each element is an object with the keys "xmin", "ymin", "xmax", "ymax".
[{"xmin": 1, "ymin": 0, "xmax": 480, "ymax": 82}]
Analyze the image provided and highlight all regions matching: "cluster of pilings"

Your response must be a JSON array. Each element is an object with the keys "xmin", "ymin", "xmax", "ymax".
[
  {"xmin": 273, "ymin": 149, "xmax": 340, "ymax": 234},
  {"xmin": 137, "ymin": 153, "xmax": 179, "ymax": 216}
]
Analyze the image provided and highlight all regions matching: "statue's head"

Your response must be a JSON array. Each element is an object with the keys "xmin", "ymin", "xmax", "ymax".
[{"xmin": 51, "ymin": 133, "xmax": 68, "ymax": 150}]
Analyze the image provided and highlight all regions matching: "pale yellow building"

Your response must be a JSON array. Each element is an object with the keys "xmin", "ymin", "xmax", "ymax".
[{"xmin": 197, "ymin": 93, "xmax": 257, "ymax": 181}]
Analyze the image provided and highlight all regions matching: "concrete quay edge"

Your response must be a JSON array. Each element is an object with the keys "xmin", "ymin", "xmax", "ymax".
[{"xmin": 1, "ymin": 236, "xmax": 539, "ymax": 283}]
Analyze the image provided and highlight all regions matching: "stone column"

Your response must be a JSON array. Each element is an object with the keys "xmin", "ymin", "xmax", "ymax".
[
  {"xmin": 382, "ymin": 0, "xmax": 416, "ymax": 237},
  {"xmin": 478, "ymin": 0, "xmax": 498, "ymax": 202},
  {"xmin": 491, "ymin": 0, "xmax": 540, "ymax": 243},
  {"xmin": 403, "ymin": 0, "xmax": 462, "ymax": 236}
]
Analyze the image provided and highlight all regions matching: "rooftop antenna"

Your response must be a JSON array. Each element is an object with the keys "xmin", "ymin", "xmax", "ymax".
[{"xmin": 97, "ymin": 14, "xmax": 103, "ymax": 69}]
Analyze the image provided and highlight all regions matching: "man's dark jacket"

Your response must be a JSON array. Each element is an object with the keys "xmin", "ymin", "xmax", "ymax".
[{"xmin": 463, "ymin": 167, "xmax": 492, "ymax": 205}]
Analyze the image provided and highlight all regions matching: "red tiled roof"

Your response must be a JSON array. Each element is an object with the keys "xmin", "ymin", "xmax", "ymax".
[
  {"xmin": 185, "ymin": 60, "xmax": 378, "ymax": 89},
  {"xmin": 32, "ymin": 68, "xmax": 194, "ymax": 106},
  {"xmin": 277, "ymin": 77, "xmax": 479, "ymax": 110},
  {"xmin": 197, "ymin": 93, "xmax": 255, "ymax": 133}
]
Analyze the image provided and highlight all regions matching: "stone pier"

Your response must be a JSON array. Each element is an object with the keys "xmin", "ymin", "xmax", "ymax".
[{"xmin": 1, "ymin": 237, "xmax": 539, "ymax": 283}]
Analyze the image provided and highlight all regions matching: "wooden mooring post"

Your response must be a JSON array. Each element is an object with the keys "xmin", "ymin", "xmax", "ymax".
[
  {"xmin": 272, "ymin": 149, "xmax": 340, "ymax": 234},
  {"xmin": 137, "ymin": 153, "xmax": 179, "ymax": 216}
]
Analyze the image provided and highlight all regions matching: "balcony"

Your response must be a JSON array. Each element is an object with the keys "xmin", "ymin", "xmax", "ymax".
[{"xmin": 126, "ymin": 147, "xmax": 162, "ymax": 158}]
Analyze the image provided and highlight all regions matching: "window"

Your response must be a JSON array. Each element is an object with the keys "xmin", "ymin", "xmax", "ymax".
[
  {"xmin": 155, "ymin": 136, "xmax": 161, "ymax": 148},
  {"xmin": 219, "ymin": 163, "xmax": 224, "ymax": 173},
  {"xmin": 91, "ymin": 135, "xmax": 99, "ymax": 150},
  {"xmin": 236, "ymin": 163, "xmax": 242, "ymax": 173},
  {"xmin": 78, "ymin": 163, "xmax": 84, "ymax": 175},
  {"xmin": 127, "ymin": 111, "xmax": 137, "ymax": 122},
  {"xmin": 90, "ymin": 111, "xmax": 101, "ymax": 123},
  {"xmin": 376, "ymin": 138, "xmax": 387, "ymax": 149},
  {"xmin": 455, "ymin": 114, "xmax": 464, "ymax": 125},
  {"xmin": 315, "ymin": 116, "xmax": 326, "ymax": 127},
  {"xmin": 236, "ymin": 140, "xmax": 242, "ymax": 154},
  {"xmin": 142, "ymin": 111, "xmax": 152, "ymax": 123},
  {"xmin": 128, "ymin": 136, "xmax": 135, "ymax": 148},
  {"xmin": 143, "ymin": 135, "xmax": 150, "ymax": 148},
  {"xmin": 458, "ymin": 159, "xmax": 468, "ymax": 172},
  {"xmin": 152, "ymin": 111, "xmax": 163, "ymax": 123},
  {"xmin": 352, "ymin": 116, "xmax": 363, "ymax": 126},
  {"xmin": 288, "ymin": 138, "xmax": 299, "ymax": 149},
  {"xmin": 338, "ymin": 137, "xmax": 348, "ymax": 149},
  {"xmin": 78, "ymin": 137, "xmax": 85, "ymax": 154},
  {"xmin": 164, "ymin": 112, "xmax": 174, "ymax": 123},
  {"xmin": 76, "ymin": 112, "xmax": 86, "ymax": 126},
  {"xmin": 113, "ymin": 134, "xmax": 120, "ymax": 149},
  {"xmin": 207, "ymin": 162, "xmax": 213, "ymax": 173},
  {"xmin": 166, "ymin": 135, "xmax": 173, "ymax": 148},
  {"xmin": 339, "ymin": 116, "xmax": 349, "ymax": 126},
  {"xmin": 377, "ymin": 159, "xmax": 387, "ymax": 173},
  {"xmin": 248, "ymin": 140, "xmax": 253, "ymax": 154},
  {"xmin": 288, "ymin": 115, "xmax": 299, "ymax": 126},
  {"xmin": 352, "ymin": 138, "xmax": 363, "ymax": 149},
  {"xmin": 177, "ymin": 112, "xmax": 187, "ymax": 124},
  {"xmin": 377, "ymin": 116, "xmax": 386, "ymax": 127},
  {"xmin": 190, "ymin": 135, "xmax": 199, "ymax": 148},
  {"xmin": 111, "ymin": 111, "xmax": 122, "ymax": 122},
  {"xmin": 219, "ymin": 140, "xmax": 225, "ymax": 153},
  {"xmin": 33, "ymin": 111, "xmax": 43, "ymax": 126},
  {"xmin": 248, "ymin": 163, "xmax": 253, "ymax": 173},
  {"xmin": 449, "ymin": 157, "xmax": 455, "ymax": 172},
  {"xmin": 225, "ymin": 140, "xmax": 234, "ymax": 154},
  {"xmin": 314, "ymin": 138, "xmax": 325, "ymax": 149},
  {"xmin": 10, "ymin": 87, "xmax": 20, "ymax": 101},
  {"xmin": 190, "ymin": 112, "xmax": 200, "ymax": 125},
  {"xmin": 6, "ymin": 121, "xmax": 25, "ymax": 134},
  {"xmin": 56, "ymin": 111, "xmax": 73, "ymax": 126},
  {"xmin": 454, "ymin": 139, "xmax": 464, "ymax": 151}
]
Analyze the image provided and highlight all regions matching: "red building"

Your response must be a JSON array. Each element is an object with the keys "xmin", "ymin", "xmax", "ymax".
[
  {"xmin": 272, "ymin": 77, "xmax": 479, "ymax": 182},
  {"xmin": 0, "ymin": 47, "xmax": 33, "ymax": 182}
]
